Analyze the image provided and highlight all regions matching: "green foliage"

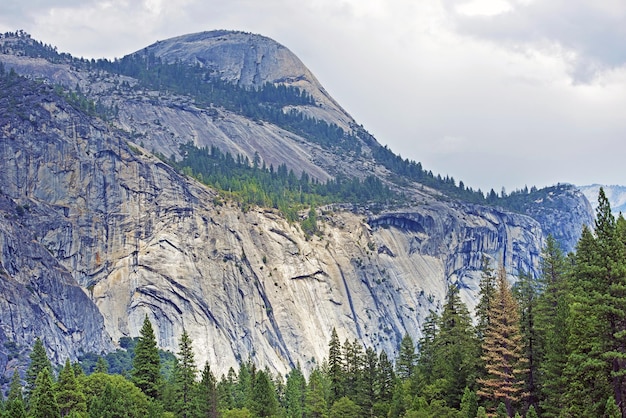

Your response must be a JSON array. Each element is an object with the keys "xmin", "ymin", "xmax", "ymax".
[
  {"xmin": 25, "ymin": 338, "xmax": 52, "ymax": 402},
  {"xmin": 395, "ymin": 334, "xmax": 416, "ymax": 380},
  {"xmin": 169, "ymin": 330, "xmax": 197, "ymax": 417},
  {"xmin": 164, "ymin": 142, "xmax": 396, "ymax": 221},
  {"xmin": 249, "ymin": 370, "xmax": 278, "ymax": 417},
  {"xmin": 327, "ymin": 328, "xmax": 344, "ymax": 403},
  {"xmin": 329, "ymin": 396, "xmax": 361, "ymax": 418},
  {"xmin": 84, "ymin": 374, "xmax": 151, "ymax": 418},
  {"xmin": 29, "ymin": 368, "xmax": 60, "ymax": 418},
  {"xmin": 535, "ymin": 235, "xmax": 570, "ymax": 417},
  {"xmin": 421, "ymin": 285, "xmax": 479, "ymax": 408},
  {"xmin": 55, "ymin": 359, "xmax": 86, "ymax": 417},
  {"xmin": 284, "ymin": 365, "xmax": 306, "ymax": 418},
  {"xmin": 131, "ymin": 316, "xmax": 162, "ymax": 399},
  {"xmin": 459, "ymin": 387, "xmax": 478, "ymax": 418},
  {"xmin": 197, "ymin": 362, "xmax": 219, "ymax": 418},
  {"xmin": 305, "ymin": 368, "xmax": 329, "ymax": 418}
]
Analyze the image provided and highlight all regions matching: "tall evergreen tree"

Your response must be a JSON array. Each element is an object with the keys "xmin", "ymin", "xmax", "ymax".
[
  {"xmin": 233, "ymin": 362, "xmax": 254, "ymax": 409},
  {"xmin": 563, "ymin": 225, "xmax": 610, "ymax": 416},
  {"xmin": 172, "ymin": 329, "xmax": 198, "ymax": 418},
  {"xmin": 8, "ymin": 369, "xmax": 23, "ymax": 403},
  {"xmin": 131, "ymin": 315, "xmax": 162, "ymax": 400},
  {"xmin": 55, "ymin": 359, "xmax": 86, "ymax": 417},
  {"xmin": 284, "ymin": 365, "xmax": 306, "ymax": 418},
  {"xmin": 376, "ymin": 350, "xmax": 395, "ymax": 404},
  {"xmin": 564, "ymin": 189, "xmax": 626, "ymax": 416},
  {"xmin": 217, "ymin": 367, "xmax": 236, "ymax": 411},
  {"xmin": 535, "ymin": 235, "xmax": 570, "ymax": 417},
  {"xmin": 359, "ymin": 346, "xmax": 378, "ymax": 416},
  {"xmin": 305, "ymin": 368, "xmax": 329, "ymax": 418},
  {"xmin": 431, "ymin": 284, "xmax": 480, "ymax": 408},
  {"xmin": 476, "ymin": 256, "xmax": 497, "ymax": 342},
  {"xmin": 327, "ymin": 328, "xmax": 344, "ymax": 403},
  {"xmin": 343, "ymin": 339, "xmax": 363, "ymax": 401},
  {"xmin": 28, "ymin": 368, "xmax": 60, "ymax": 418},
  {"xmin": 249, "ymin": 369, "xmax": 278, "ymax": 418},
  {"xmin": 477, "ymin": 265, "xmax": 527, "ymax": 416},
  {"xmin": 395, "ymin": 334, "xmax": 416, "ymax": 380},
  {"xmin": 414, "ymin": 309, "xmax": 439, "ymax": 396},
  {"xmin": 5, "ymin": 369, "xmax": 26, "ymax": 418},
  {"xmin": 197, "ymin": 362, "xmax": 219, "ymax": 418},
  {"xmin": 25, "ymin": 338, "xmax": 52, "ymax": 402},
  {"xmin": 513, "ymin": 269, "xmax": 541, "ymax": 411}
]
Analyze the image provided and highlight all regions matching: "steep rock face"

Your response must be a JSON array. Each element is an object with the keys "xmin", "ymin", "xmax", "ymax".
[
  {"xmin": 520, "ymin": 184, "xmax": 594, "ymax": 253},
  {"xmin": 0, "ymin": 196, "xmax": 113, "ymax": 375},
  {"xmin": 0, "ymin": 74, "xmax": 545, "ymax": 378}
]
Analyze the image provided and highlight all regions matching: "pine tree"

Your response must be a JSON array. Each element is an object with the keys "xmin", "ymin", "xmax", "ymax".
[
  {"xmin": 327, "ymin": 328, "xmax": 344, "ymax": 403},
  {"xmin": 94, "ymin": 357, "xmax": 108, "ymax": 374},
  {"xmin": 358, "ymin": 346, "xmax": 378, "ymax": 415},
  {"xmin": 476, "ymin": 255, "xmax": 497, "ymax": 342},
  {"xmin": 343, "ymin": 339, "xmax": 363, "ymax": 401},
  {"xmin": 197, "ymin": 362, "xmax": 218, "ymax": 418},
  {"xmin": 284, "ymin": 365, "xmax": 306, "ymax": 418},
  {"xmin": 249, "ymin": 369, "xmax": 278, "ymax": 417},
  {"xmin": 8, "ymin": 369, "xmax": 23, "ymax": 403},
  {"xmin": 172, "ymin": 329, "xmax": 198, "ymax": 418},
  {"xmin": 513, "ymin": 269, "xmax": 540, "ymax": 411},
  {"xmin": 5, "ymin": 369, "xmax": 26, "ymax": 418},
  {"xmin": 395, "ymin": 334, "xmax": 416, "ymax": 380},
  {"xmin": 477, "ymin": 265, "xmax": 527, "ymax": 416},
  {"xmin": 234, "ymin": 362, "xmax": 254, "ymax": 409},
  {"xmin": 55, "ymin": 359, "xmax": 86, "ymax": 417},
  {"xmin": 28, "ymin": 368, "xmax": 60, "ymax": 418},
  {"xmin": 305, "ymin": 368, "xmax": 329, "ymax": 418},
  {"xmin": 459, "ymin": 387, "xmax": 478, "ymax": 418},
  {"xmin": 431, "ymin": 285, "xmax": 480, "ymax": 408},
  {"xmin": 535, "ymin": 235, "xmax": 569, "ymax": 417},
  {"xmin": 564, "ymin": 189, "xmax": 626, "ymax": 416},
  {"xmin": 25, "ymin": 338, "xmax": 52, "ymax": 402},
  {"xmin": 217, "ymin": 367, "xmax": 236, "ymax": 411},
  {"xmin": 131, "ymin": 315, "xmax": 162, "ymax": 400},
  {"xmin": 563, "ymin": 225, "xmax": 610, "ymax": 416},
  {"xmin": 376, "ymin": 350, "xmax": 395, "ymax": 404}
]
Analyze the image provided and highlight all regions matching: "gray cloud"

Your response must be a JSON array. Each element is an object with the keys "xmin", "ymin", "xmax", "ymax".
[{"xmin": 446, "ymin": 0, "xmax": 626, "ymax": 81}]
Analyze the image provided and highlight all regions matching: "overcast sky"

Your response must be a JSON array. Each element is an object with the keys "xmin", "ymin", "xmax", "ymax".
[{"xmin": 1, "ymin": 0, "xmax": 625, "ymax": 193}]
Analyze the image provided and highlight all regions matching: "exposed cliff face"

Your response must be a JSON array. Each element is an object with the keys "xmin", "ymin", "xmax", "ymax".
[
  {"xmin": 0, "ymin": 31, "xmax": 595, "ymax": 378},
  {"xmin": 519, "ymin": 184, "xmax": 594, "ymax": 254}
]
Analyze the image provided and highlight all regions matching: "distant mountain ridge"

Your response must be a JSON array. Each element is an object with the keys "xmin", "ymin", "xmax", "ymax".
[
  {"xmin": 0, "ymin": 29, "xmax": 595, "ymax": 377},
  {"xmin": 579, "ymin": 184, "xmax": 626, "ymax": 216}
]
